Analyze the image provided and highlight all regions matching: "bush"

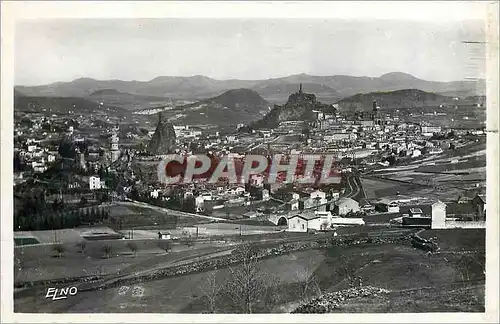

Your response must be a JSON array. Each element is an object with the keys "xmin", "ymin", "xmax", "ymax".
[
  {"xmin": 157, "ymin": 240, "xmax": 172, "ymax": 252},
  {"xmin": 53, "ymin": 244, "xmax": 65, "ymax": 258},
  {"xmin": 101, "ymin": 244, "xmax": 112, "ymax": 258},
  {"xmin": 126, "ymin": 242, "xmax": 138, "ymax": 256},
  {"xmin": 75, "ymin": 241, "xmax": 86, "ymax": 253}
]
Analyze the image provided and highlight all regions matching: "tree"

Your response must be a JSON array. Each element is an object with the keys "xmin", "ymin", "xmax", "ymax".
[
  {"xmin": 294, "ymin": 259, "xmax": 322, "ymax": 302},
  {"xmin": 101, "ymin": 244, "xmax": 112, "ymax": 258},
  {"xmin": 336, "ymin": 255, "xmax": 357, "ymax": 287},
  {"xmin": 76, "ymin": 241, "xmax": 86, "ymax": 253},
  {"xmin": 53, "ymin": 244, "xmax": 65, "ymax": 258},
  {"xmin": 182, "ymin": 196, "xmax": 196, "ymax": 213},
  {"xmin": 182, "ymin": 230, "xmax": 195, "ymax": 247},
  {"xmin": 200, "ymin": 272, "xmax": 223, "ymax": 313},
  {"xmin": 455, "ymin": 254, "xmax": 485, "ymax": 286},
  {"xmin": 90, "ymin": 207, "xmax": 97, "ymax": 222},
  {"xmin": 127, "ymin": 242, "xmax": 138, "ymax": 257},
  {"xmin": 79, "ymin": 196, "xmax": 88, "ymax": 206},
  {"xmin": 157, "ymin": 240, "xmax": 172, "ymax": 253},
  {"xmin": 223, "ymin": 244, "xmax": 281, "ymax": 313}
]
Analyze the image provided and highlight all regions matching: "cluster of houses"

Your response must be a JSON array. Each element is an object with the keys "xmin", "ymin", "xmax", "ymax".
[
  {"xmin": 284, "ymin": 191, "xmax": 486, "ymax": 233},
  {"xmin": 268, "ymin": 187, "xmax": 365, "ymax": 232},
  {"xmin": 15, "ymin": 140, "xmax": 58, "ymax": 174}
]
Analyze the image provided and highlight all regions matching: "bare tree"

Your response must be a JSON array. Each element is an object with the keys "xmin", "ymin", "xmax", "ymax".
[
  {"xmin": 76, "ymin": 241, "xmax": 87, "ymax": 253},
  {"xmin": 101, "ymin": 244, "xmax": 112, "ymax": 258},
  {"xmin": 336, "ymin": 255, "xmax": 357, "ymax": 287},
  {"xmin": 200, "ymin": 271, "xmax": 223, "ymax": 313},
  {"xmin": 222, "ymin": 244, "xmax": 280, "ymax": 313},
  {"xmin": 127, "ymin": 242, "xmax": 138, "ymax": 257},
  {"xmin": 295, "ymin": 260, "xmax": 322, "ymax": 302},
  {"xmin": 14, "ymin": 255, "xmax": 23, "ymax": 283},
  {"xmin": 181, "ymin": 230, "xmax": 195, "ymax": 247},
  {"xmin": 53, "ymin": 243, "xmax": 66, "ymax": 258},
  {"xmin": 456, "ymin": 254, "xmax": 484, "ymax": 286}
]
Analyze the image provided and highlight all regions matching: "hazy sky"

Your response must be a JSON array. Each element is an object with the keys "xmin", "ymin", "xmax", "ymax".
[{"xmin": 15, "ymin": 19, "xmax": 486, "ymax": 86}]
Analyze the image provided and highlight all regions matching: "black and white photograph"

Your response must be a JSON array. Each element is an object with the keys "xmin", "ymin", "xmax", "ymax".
[{"xmin": 1, "ymin": 1, "xmax": 499, "ymax": 322}]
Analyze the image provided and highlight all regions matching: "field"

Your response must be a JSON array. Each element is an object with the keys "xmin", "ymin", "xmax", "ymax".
[
  {"xmin": 108, "ymin": 204, "xmax": 210, "ymax": 230},
  {"xmin": 14, "ymin": 228, "xmax": 485, "ymax": 313},
  {"xmin": 14, "ymin": 231, "xmax": 246, "ymax": 286},
  {"xmin": 361, "ymin": 138, "xmax": 486, "ymax": 201},
  {"xmin": 360, "ymin": 177, "xmax": 434, "ymax": 199}
]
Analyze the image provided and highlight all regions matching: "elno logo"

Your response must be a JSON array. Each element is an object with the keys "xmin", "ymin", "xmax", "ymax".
[{"xmin": 45, "ymin": 287, "xmax": 78, "ymax": 301}]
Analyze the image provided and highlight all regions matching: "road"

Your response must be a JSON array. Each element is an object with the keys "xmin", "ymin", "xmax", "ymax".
[
  {"xmin": 246, "ymin": 135, "xmax": 283, "ymax": 151},
  {"xmin": 342, "ymin": 173, "xmax": 363, "ymax": 199}
]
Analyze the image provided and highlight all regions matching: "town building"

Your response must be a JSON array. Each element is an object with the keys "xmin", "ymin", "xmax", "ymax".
[
  {"xmin": 333, "ymin": 197, "xmax": 360, "ymax": 215},
  {"xmin": 89, "ymin": 176, "xmax": 102, "ymax": 190}
]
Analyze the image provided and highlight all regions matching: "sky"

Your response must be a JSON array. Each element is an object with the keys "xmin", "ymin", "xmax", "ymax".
[{"xmin": 14, "ymin": 18, "xmax": 486, "ymax": 86}]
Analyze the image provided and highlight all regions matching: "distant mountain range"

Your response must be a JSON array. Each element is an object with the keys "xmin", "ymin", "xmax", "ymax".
[{"xmin": 15, "ymin": 72, "xmax": 485, "ymax": 106}]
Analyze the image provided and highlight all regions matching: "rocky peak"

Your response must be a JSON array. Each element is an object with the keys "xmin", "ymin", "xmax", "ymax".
[
  {"xmin": 147, "ymin": 112, "xmax": 176, "ymax": 155},
  {"xmin": 285, "ymin": 84, "xmax": 317, "ymax": 106}
]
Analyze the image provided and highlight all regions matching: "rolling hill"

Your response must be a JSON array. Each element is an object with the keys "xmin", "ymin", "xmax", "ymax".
[
  {"xmin": 163, "ymin": 89, "xmax": 271, "ymax": 126},
  {"xmin": 334, "ymin": 89, "xmax": 450, "ymax": 112},
  {"xmin": 14, "ymin": 93, "xmax": 128, "ymax": 116},
  {"xmin": 15, "ymin": 72, "xmax": 485, "ymax": 106},
  {"xmin": 86, "ymin": 89, "xmax": 173, "ymax": 110}
]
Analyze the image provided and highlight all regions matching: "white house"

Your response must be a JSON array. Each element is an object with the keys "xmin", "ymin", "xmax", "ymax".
[
  {"xmin": 287, "ymin": 199, "xmax": 300, "ymax": 211},
  {"xmin": 333, "ymin": 197, "xmax": 360, "ymax": 215},
  {"xmin": 330, "ymin": 191, "xmax": 340, "ymax": 201},
  {"xmin": 287, "ymin": 213, "xmax": 320, "ymax": 232},
  {"xmin": 412, "ymin": 149, "xmax": 422, "ymax": 158},
  {"xmin": 248, "ymin": 174, "xmax": 265, "ymax": 187},
  {"xmin": 235, "ymin": 186, "xmax": 246, "ymax": 195},
  {"xmin": 431, "ymin": 201, "xmax": 447, "ymax": 229},
  {"xmin": 301, "ymin": 196, "xmax": 328, "ymax": 211},
  {"xmin": 200, "ymin": 192, "xmax": 213, "ymax": 201},
  {"xmin": 288, "ymin": 211, "xmax": 364, "ymax": 232},
  {"xmin": 291, "ymin": 192, "xmax": 300, "ymax": 201},
  {"xmin": 262, "ymin": 189, "xmax": 270, "ymax": 201},
  {"xmin": 195, "ymin": 196, "xmax": 205, "ymax": 212},
  {"xmin": 310, "ymin": 189, "xmax": 326, "ymax": 200},
  {"xmin": 183, "ymin": 191, "xmax": 194, "ymax": 199},
  {"xmin": 150, "ymin": 189, "xmax": 160, "ymax": 199},
  {"xmin": 387, "ymin": 202, "xmax": 400, "ymax": 213},
  {"xmin": 89, "ymin": 176, "xmax": 101, "ymax": 190}
]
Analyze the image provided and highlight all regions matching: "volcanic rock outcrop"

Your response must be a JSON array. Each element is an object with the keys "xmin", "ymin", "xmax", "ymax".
[
  {"xmin": 147, "ymin": 112, "xmax": 176, "ymax": 155},
  {"xmin": 245, "ymin": 84, "xmax": 336, "ymax": 130}
]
